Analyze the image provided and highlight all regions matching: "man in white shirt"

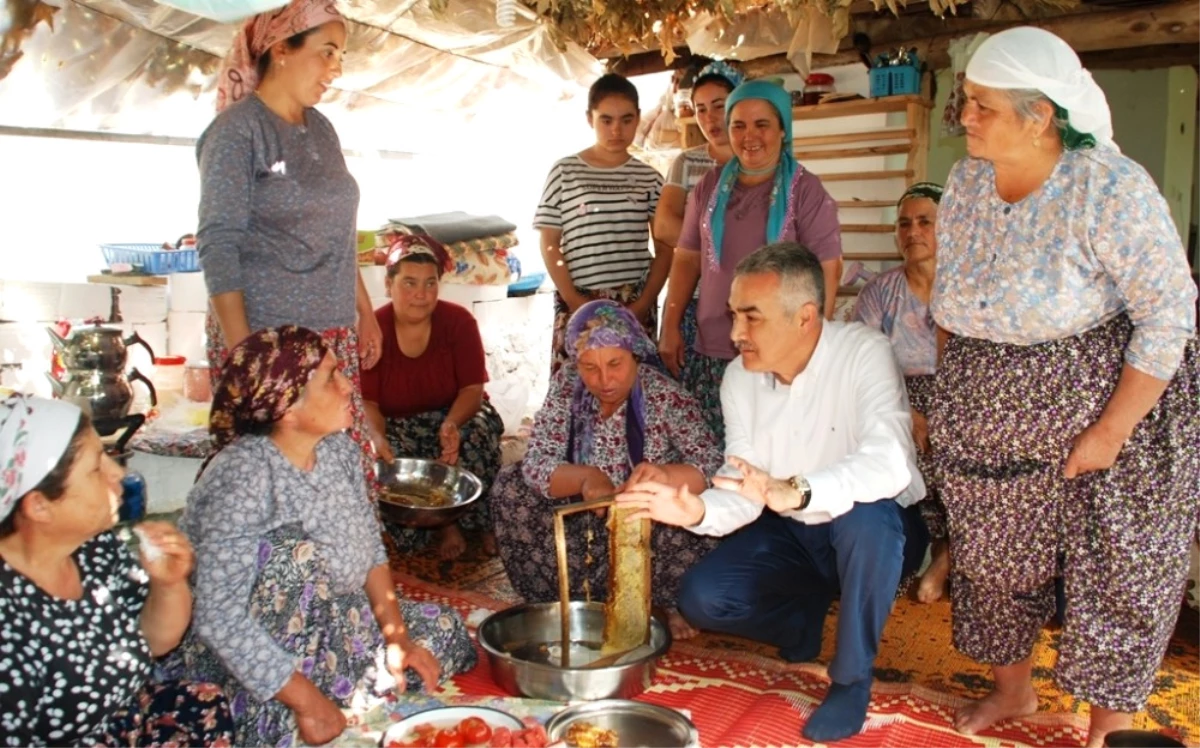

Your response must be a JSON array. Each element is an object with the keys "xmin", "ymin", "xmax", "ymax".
[{"xmin": 618, "ymin": 242, "xmax": 929, "ymax": 742}]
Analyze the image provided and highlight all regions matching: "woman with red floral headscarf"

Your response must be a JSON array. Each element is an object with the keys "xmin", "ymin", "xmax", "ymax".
[
  {"xmin": 163, "ymin": 327, "xmax": 477, "ymax": 747},
  {"xmin": 362, "ymin": 235, "xmax": 505, "ymax": 561},
  {"xmin": 197, "ymin": 0, "xmax": 383, "ymax": 500}
]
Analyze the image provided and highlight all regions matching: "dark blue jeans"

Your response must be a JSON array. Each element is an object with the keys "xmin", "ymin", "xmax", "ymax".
[{"xmin": 678, "ymin": 500, "xmax": 927, "ymax": 685}]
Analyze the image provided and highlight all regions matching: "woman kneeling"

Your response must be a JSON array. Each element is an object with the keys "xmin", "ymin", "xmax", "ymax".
[{"xmin": 165, "ymin": 327, "xmax": 477, "ymax": 746}]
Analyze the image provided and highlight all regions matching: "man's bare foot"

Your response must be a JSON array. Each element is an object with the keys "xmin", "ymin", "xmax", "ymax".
[
  {"xmin": 955, "ymin": 685, "xmax": 1039, "ymax": 735},
  {"xmin": 666, "ymin": 608, "xmax": 698, "ymax": 640},
  {"xmin": 481, "ymin": 531, "xmax": 499, "ymax": 557},
  {"xmin": 917, "ymin": 543, "xmax": 951, "ymax": 603},
  {"xmin": 1085, "ymin": 707, "xmax": 1134, "ymax": 747},
  {"xmin": 436, "ymin": 524, "xmax": 467, "ymax": 560}
]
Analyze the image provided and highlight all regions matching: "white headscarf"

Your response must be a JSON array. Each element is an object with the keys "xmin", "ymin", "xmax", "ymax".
[
  {"xmin": 965, "ymin": 26, "xmax": 1115, "ymax": 149},
  {"xmin": 0, "ymin": 395, "xmax": 83, "ymax": 522}
]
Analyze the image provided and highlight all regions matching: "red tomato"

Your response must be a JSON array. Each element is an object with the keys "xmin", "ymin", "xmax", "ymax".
[
  {"xmin": 488, "ymin": 726, "xmax": 513, "ymax": 748},
  {"xmin": 434, "ymin": 727, "xmax": 466, "ymax": 748},
  {"xmin": 458, "ymin": 717, "xmax": 492, "ymax": 745}
]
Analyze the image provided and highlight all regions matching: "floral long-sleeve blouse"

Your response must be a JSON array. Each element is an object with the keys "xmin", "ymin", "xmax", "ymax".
[
  {"xmin": 179, "ymin": 433, "xmax": 387, "ymax": 702},
  {"xmin": 522, "ymin": 364, "xmax": 724, "ymax": 494},
  {"xmin": 931, "ymin": 146, "xmax": 1197, "ymax": 380}
]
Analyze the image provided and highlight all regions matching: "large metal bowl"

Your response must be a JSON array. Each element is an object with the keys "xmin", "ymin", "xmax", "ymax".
[
  {"xmin": 478, "ymin": 601, "xmax": 671, "ymax": 702},
  {"xmin": 545, "ymin": 700, "xmax": 699, "ymax": 748},
  {"xmin": 376, "ymin": 458, "xmax": 483, "ymax": 529}
]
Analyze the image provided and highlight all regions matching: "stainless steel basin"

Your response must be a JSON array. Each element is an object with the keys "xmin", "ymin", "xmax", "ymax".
[
  {"xmin": 545, "ymin": 700, "xmax": 699, "ymax": 748},
  {"xmin": 477, "ymin": 601, "xmax": 671, "ymax": 702},
  {"xmin": 376, "ymin": 458, "xmax": 483, "ymax": 529}
]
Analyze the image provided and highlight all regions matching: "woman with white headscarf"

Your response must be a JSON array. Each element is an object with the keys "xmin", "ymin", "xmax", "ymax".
[
  {"xmin": 0, "ymin": 395, "xmax": 234, "ymax": 746},
  {"xmin": 929, "ymin": 27, "xmax": 1198, "ymax": 745}
]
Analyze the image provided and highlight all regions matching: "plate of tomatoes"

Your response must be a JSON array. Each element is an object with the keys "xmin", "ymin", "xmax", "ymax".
[{"xmin": 380, "ymin": 706, "xmax": 551, "ymax": 748}]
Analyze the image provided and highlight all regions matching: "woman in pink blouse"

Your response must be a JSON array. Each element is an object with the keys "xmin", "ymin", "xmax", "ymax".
[
  {"xmin": 930, "ymin": 28, "xmax": 1198, "ymax": 746},
  {"xmin": 489, "ymin": 300, "xmax": 722, "ymax": 639}
]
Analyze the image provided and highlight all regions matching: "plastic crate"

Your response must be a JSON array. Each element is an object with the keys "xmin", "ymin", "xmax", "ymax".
[
  {"xmin": 100, "ymin": 243, "xmax": 200, "ymax": 274},
  {"xmin": 869, "ymin": 65, "xmax": 921, "ymax": 98}
]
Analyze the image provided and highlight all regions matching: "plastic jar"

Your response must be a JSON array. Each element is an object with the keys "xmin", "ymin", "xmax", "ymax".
[
  {"xmin": 803, "ymin": 73, "xmax": 836, "ymax": 106},
  {"xmin": 674, "ymin": 89, "xmax": 695, "ymax": 119},
  {"xmin": 153, "ymin": 355, "xmax": 186, "ymax": 406},
  {"xmin": 184, "ymin": 362, "xmax": 212, "ymax": 403}
]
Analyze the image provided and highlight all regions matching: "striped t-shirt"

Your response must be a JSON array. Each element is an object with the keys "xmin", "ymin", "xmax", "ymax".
[{"xmin": 533, "ymin": 155, "xmax": 663, "ymax": 290}]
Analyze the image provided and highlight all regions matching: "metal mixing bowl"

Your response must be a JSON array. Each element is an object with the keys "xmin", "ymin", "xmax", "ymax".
[
  {"xmin": 477, "ymin": 601, "xmax": 671, "ymax": 702},
  {"xmin": 545, "ymin": 700, "xmax": 699, "ymax": 748},
  {"xmin": 376, "ymin": 458, "xmax": 483, "ymax": 528}
]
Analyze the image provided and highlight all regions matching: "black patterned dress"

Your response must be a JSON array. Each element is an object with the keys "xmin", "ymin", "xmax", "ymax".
[{"xmin": 0, "ymin": 533, "xmax": 234, "ymax": 747}]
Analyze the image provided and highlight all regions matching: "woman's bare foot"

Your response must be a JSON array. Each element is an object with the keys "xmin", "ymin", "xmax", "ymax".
[
  {"xmin": 954, "ymin": 685, "xmax": 1039, "ymax": 735},
  {"xmin": 917, "ymin": 542, "xmax": 951, "ymax": 603},
  {"xmin": 436, "ymin": 524, "xmax": 467, "ymax": 560},
  {"xmin": 666, "ymin": 608, "xmax": 698, "ymax": 640},
  {"xmin": 1085, "ymin": 707, "xmax": 1134, "ymax": 747},
  {"xmin": 481, "ymin": 531, "xmax": 499, "ymax": 557}
]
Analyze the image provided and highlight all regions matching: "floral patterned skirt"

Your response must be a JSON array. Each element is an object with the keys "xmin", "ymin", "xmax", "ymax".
[
  {"xmin": 679, "ymin": 350, "xmax": 730, "ymax": 450},
  {"xmin": 98, "ymin": 680, "xmax": 234, "ymax": 747},
  {"xmin": 551, "ymin": 283, "xmax": 657, "ymax": 376},
  {"xmin": 206, "ymin": 315, "xmax": 378, "ymax": 501},
  {"xmin": 382, "ymin": 402, "xmax": 505, "ymax": 553},
  {"xmin": 905, "ymin": 374, "xmax": 946, "ymax": 541},
  {"xmin": 162, "ymin": 525, "xmax": 477, "ymax": 747},
  {"xmin": 490, "ymin": 462, "xmax": 719, "ymax": 609}
]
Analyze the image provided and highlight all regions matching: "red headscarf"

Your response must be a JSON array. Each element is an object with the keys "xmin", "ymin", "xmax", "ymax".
[
  {"xmin": 215, "ymin": 0, "xmax": 344, "ymax": 112},
  {"xmin": 385, "ymin": 234, "xmax": 455, "ymax": 278}
]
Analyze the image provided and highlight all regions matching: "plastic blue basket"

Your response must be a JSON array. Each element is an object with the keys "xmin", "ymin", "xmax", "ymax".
[
  {"xmin": 869, "ymin": 65, "xmax": 921, "ymax": 98},
  {"xmin": 100, "ymin": 243, "xmax": 200, "ymax": 274}
]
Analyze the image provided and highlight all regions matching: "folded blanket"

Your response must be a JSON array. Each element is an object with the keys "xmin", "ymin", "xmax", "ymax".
[{"xmin": 386, "ymin": 211, "xmax": 518, "ymax": 245}]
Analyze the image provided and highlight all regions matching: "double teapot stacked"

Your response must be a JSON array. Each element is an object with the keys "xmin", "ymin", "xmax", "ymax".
[{"xmin": 46, "ymin": 323, "xmax": 158, "ymax": 421}]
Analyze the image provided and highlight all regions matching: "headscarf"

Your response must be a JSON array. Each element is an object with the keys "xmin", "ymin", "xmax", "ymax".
[
  {"xmin": 215, "ymin": 0, "xmax": 344, "ymax": 112},
  {"xmin": 565, "ymin": 301, "xmax": 662, "ymax": 469},
  {"xmin": 709, "ymin": 81, "xmax": 797, "ymax": 263},
  {"xmin": 694, "ymin": 60, "xmax": 744, "ymax": 91},
  {"xmin": 965, "ymin": 26, "xmax": 1114, "ymax": 150},
  {"xmin": 897, "ymin": 181, "xmax": 943, "ymax": 208},
  {"xmin": 386, "ymin": 234, "xmax": 454, "ymax": 278},
  {"xmin": 208, "ymin": 326, "xmax": 329, "ymax": 453},
  {"xmin": 0, "ymin": 394, "xmax": 82, "ymax": 522}
]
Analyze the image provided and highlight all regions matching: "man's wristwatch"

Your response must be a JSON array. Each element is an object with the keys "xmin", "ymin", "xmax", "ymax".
[{"xmin": 786, "ymin": 474, "xmax": 812, "ymax": 511}]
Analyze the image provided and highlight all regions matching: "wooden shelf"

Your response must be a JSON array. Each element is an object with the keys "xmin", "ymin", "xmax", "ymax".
[
  {"xmin": 841, "ymin": 224, "xmax": 894, "ymax": 234},
  {"xmin": 677, "ymin": 95, "xmax": 931, "ymax": 128},
  {"xmin": 837, "ymin": 200, "xmax": 895, "ymax": 209},
  {"xmin": 793, "ymin": 128, "xmax": 914, "ymax": 148},
  {"xmin": 819, "ymin": 170, "xmax": 914, "ymax": 182},
  {"xmin": 795, "ymin": 143, "xmax": 912, "ymax": 161},
  {"xmin": 87, "ymin": 274, "xmax": 167, "ymax": 287}
]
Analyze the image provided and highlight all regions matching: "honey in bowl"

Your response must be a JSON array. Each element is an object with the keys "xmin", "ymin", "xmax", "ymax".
[{"xmin": 382, "ymin": 485, "xmax": 453, "ymax": 508}]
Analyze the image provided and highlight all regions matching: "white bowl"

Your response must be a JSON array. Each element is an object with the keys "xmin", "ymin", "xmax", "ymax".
[{"xmin": 379, "ymin": 705, "xmax": 524, "ymax": 747}]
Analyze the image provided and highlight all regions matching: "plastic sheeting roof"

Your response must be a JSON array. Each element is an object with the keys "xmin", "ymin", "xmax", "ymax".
[{"xmin": 0, "ymin": 0, "xmax": 603, "ymax": 149}]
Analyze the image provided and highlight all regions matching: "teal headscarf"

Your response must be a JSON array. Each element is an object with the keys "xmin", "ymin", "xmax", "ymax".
[{"xmin": 709, "ymin": 81, "xmax": 796, "ymax": 262}]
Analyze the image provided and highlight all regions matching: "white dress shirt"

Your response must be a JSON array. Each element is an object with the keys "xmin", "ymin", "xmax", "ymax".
[{"xmin": 692, "ymin": 321, "xmax": 925, "ymax": 536}]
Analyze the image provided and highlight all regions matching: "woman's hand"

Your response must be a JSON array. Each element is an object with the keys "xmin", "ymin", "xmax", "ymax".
[
  {"xmin": 657, "ymin": 324, "xmax": 686, "ymax": 378},
  {"xmin": 357, "ymin": 310, "xmax": 383, "ymax": 370},
  {"xmin": 616, "ymin": 481, "xmax": 704, "ymax": 527},
  {"xmin": 1064, "ymin": 419, "xmax": 1127, "ymax": 479},
  {"xmin": 712, "ymin": 456, "xmax": 802, "ymax": 514},
  {"xmin": 386, "ymin": 639, "xmax": 441, "ymax": 693},
  {"xmin": 293, "ymin": 692, "xmax": 347, "ymax": 746},
  {"xmin": 623, "ymin": 462, "xmax": 668, "ymax": 489},
  {"xmin": 911, "ymin": 409, "xmax": 930, "ymax": 454},
  {"xmin": 580, "ymin": 468, "xmax": 616, "ymax": 502},
  {"xmin": 136, "ymin": 521, "xmax": 194, "ymax": 586},
  {"xmin": 626, "ymin": 297, "xmax": 652, "ymax": 324},
  {"xmin": 438, "ymin": 421, "xmax": 460, "ymax": 465}
]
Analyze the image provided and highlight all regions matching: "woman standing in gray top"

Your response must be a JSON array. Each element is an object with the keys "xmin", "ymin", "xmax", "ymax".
[{"xmin": 197, "ymin": 0, "xmax": 383, "ymax": 491}]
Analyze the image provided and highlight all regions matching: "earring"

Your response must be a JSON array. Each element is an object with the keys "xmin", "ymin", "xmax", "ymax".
[
  {"xmin": 277, "ymin": 59, "xmax": 286, "ymax": 68},
  {"xmin": 1033, "ymin": 136, "xmax": 1041, "ymax": 148}
]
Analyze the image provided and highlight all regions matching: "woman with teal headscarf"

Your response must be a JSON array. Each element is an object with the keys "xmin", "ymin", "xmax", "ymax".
[{"xmin": 667, "ymin": 80, "xmax": 843, "ymax": 444}]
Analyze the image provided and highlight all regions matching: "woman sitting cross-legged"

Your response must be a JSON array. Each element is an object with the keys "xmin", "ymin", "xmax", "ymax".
[
  {"xmin": 0, "ymin": 394, "xmax": 234, "ymax": 747},
  {"xmin": 363, "ymin": 235, "xmax": 504, "ymax": 560},
  {"xmin": 491, "ymin": 300, "xmax": 722, "ymax": 639},
  {"xmin": 162, "ymin": 326, "xmax": 477, "ymax": 747}
]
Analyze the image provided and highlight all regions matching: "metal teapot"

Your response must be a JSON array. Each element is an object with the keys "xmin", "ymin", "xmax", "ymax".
[
  {"xmin": 45, "ymin": 368, "xmax": 158, "ymax": 421},
  {"xmin": 46, "ymin": 322, "xmax": 156, "ymax": 373}
]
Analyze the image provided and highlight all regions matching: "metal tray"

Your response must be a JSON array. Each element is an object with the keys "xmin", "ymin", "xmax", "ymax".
[{"xmin": 545, "ymin": 700, "xmax": 698, "ymax": 748}]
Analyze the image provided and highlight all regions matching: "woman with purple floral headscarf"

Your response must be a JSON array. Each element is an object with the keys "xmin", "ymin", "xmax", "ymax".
[
  {"xmin": 162, "ymin": 327, "xmax": 476, "ymax": 747},
  {"xmin": 490, "ymin": 300, "xmax": 723, "ymax": 638}
]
